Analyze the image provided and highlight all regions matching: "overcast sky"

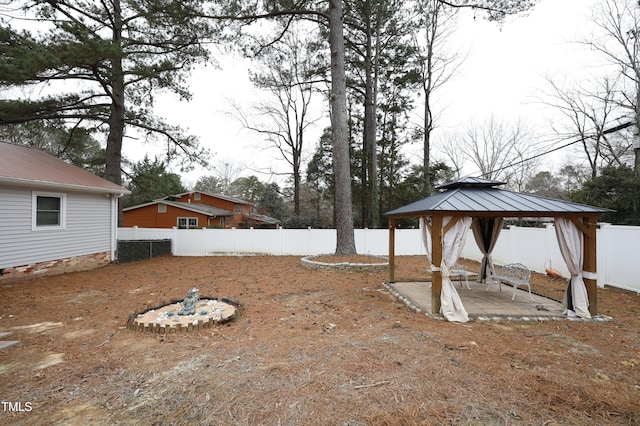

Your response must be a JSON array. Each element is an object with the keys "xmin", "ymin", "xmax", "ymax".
[{"xmin": 134, "ymin": 0, "xmax": 602, "ymax": 188}]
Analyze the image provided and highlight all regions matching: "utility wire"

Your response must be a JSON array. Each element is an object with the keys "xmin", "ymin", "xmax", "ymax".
[{"xmin": 480, "ymin": 120, "xmax": 635, "ymax": 178}]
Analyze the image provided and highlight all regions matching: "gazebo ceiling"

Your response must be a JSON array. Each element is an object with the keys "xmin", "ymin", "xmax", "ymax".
[{"xmin": 385, "ymin": 177, "xmax": 613, "ymax": 219}]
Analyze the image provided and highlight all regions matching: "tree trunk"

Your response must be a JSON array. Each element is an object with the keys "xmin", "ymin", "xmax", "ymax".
[
  {"xmin": 635, "ymin": 85, "xmax": 640, "ymax": 179},
  {"xmin": 422, "ymin": 1, "xmax": 436, "ymax": 194},
  {"xmin": 105, "ymin": 0, "xmax": 125, "ymax": 225},
  {"xmin": 423, "ymin": 100, "xmax": 431, "ymax": 193},
  {"xmin": 293, "ymin": 142, "xmax": 301, "ymax": 215},
  {"xmin": 329, "ymin": 0, "xmax": 357, "ymax": 255},
  {"xmin": 364, "ymin": 18, "xmax": 379, "ymax": 229}
]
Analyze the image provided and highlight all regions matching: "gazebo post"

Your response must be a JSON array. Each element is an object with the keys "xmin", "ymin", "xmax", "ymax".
[
  {"xmin": 583, "ymin": 215, "xmax": 598, "ymax": 316},
  {"xmin": 431, "ymin": 215, "xmax": 443, "ymax": 314},
  {"xmin": 388, "ymin": 217, "xmax": 396, "ymax": 283}
]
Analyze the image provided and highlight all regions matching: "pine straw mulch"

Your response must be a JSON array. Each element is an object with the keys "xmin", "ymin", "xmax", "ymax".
[{"xmin": 0, "ymin": 255, "xmax": 639, "ymax": 425}]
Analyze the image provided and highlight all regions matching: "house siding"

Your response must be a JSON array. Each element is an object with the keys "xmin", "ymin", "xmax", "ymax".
[
  {"xmin": 0, "ymin": 186, "xmax": 113, "ymax": 270},
  {"xmin": 122, "ymin": 192, "xmax": 277, "ymax": 229},
  {"xmin": 179, "ymin": 193, "xmax": 254, "ymax": 228},
  {"xmin": 123, "ymin": 204, "xmax": 210, "ymax": 228},
  {"xmin": 179, "ymin": 193, "xmax": 252, "ymax": 216}
]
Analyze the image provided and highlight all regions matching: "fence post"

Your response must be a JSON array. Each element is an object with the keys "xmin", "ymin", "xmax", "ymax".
[
  {"xmin": 545, "ymin": 223, "xmax": 555, "ymax": 272},
  {"xmin": 598, "ymin": 223, "xmax": 611, "ymax": 288},
  {"xmin": 363, "ymin": 228, "xmax": 368, "ymax": 254},
  {"xmin": 232, "ymin": 227, "xmax": 237, "ymax": 255}
]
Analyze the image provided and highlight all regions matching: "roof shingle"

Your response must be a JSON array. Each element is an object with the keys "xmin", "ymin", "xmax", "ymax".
[{"xmin": 0, "ymin": 142, "xmax": 128, "ymax": 194}]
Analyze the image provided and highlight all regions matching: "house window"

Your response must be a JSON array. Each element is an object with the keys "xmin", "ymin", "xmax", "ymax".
[
  {"xmin": 194, "ymin": 193, "xmax": 201, "ymax": 201},
  {"xmin": 177, "ymin": 217, "xmax": 198, "ymax": 229},
  {"xmin": 158, "ymin": 204, "xmax": 167, "ymax": 213},
  {"xmin": 32, "ymin": 192, "xmax": 66, "ymax": 230}
]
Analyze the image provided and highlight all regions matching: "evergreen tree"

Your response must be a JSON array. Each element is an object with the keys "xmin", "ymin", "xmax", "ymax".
[
  {"xmin": 524, "ymin": 171, "xmax": 565, "ymax": 199},
  {"xmin": 571, "ymin": 165, "xmax": 640, "ymax": 225},
  {"xmin": 0, "ymin": 1, "xmax": 214, "ymax": 194},
  {"xmin": 343, "ymin": 0, "xmax": 419, "ymax": 228},
  {"xmin": 123, "ymin": 156, "xmax": 186, "ymax": 208},
  {"xmin": 306, "ymin": 128, "xmax": 335, "ymax": 227}
]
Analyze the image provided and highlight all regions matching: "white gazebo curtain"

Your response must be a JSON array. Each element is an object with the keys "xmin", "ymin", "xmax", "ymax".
[
  {"xmin": 420, "ymin": 216, "xmax": 472, "ymax": 322},
  {"xmin": 471, "ymin": 217, "xmax": 503, "ymax": 282},
  {"xmin": 554, "ymin": 217, "xmax": 591, "ymax": 319}
]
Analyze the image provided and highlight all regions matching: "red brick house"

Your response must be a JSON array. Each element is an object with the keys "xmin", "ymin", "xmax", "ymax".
[{"xmin": 122, "ymin": 191, "xmax": 280, "ymax": 229}]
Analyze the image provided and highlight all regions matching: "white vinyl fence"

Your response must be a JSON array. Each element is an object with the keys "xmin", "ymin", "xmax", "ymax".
[{"xmin": 118, "ymin": 224, "xmax": 640, "ymax": 293}]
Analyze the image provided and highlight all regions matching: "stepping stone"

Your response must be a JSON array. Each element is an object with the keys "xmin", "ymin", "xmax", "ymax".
[
  {"xmin": 0, "ymin": 332, "xmax": 14, "ymax": 339},
  {"xmin": 0, "ymin": 340, "xmax": 19, "ymax": 350}
]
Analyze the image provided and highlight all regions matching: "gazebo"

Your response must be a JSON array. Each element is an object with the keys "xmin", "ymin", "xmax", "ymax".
[{"xmin": 385, "ymin": 177, "xmax": 612, "ymax": 322}]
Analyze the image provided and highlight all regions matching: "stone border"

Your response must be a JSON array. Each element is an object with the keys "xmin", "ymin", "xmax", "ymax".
[
  {"xmin": 127, "ymin": 297, "xmax": 239, "ymax": 333},
  {"xmin": 301, "ymin": 254, "xmax": 388, "ymax": 272}
]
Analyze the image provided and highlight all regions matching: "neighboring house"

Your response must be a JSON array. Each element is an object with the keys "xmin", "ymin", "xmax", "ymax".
[
  {"xmin": 0, "ymin": 142, "xmax": 130, "ymax": 282},
  {"xmin": 122, "ymin": 191, "xmax": 280, "ymax": 229}
]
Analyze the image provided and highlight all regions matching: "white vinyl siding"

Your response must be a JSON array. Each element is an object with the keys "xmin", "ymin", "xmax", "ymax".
[{"xmin": 0, "ymin": 187, "xmax": 112, "ymax": 269}]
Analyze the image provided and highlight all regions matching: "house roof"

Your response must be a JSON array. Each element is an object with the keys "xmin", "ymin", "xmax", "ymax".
[
  {"xmin": 246, "ymin": 212, "xmax": 281, "ymax": 225},
  {"xmin": 165, "ymin": 191, "xmax": 252, "ymax": 206},
  {"xmin": 123, "ymin": 199, "xmax": 281, "ymax": 225},
  {"xmin": 385, "ymin": 177, "xmax": 613, "ymax": 218},
  {"xmin": 0, "ymin": 142, "xmax": 129, "ymax": 195},
  {"xmin": 123, "ymin": 200, "xmax": 235, "ymax": 216}
]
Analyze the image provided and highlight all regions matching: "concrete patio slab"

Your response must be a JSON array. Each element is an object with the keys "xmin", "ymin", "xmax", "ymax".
[{"xmin": 386, "ymin": 280, "xmax": 565, "ymax": 320}]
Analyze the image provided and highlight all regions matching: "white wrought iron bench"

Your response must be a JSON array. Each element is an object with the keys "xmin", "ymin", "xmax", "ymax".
[
  {"xmin": 450, "ymin": 263, "xmax": 472, "ymax": 290},
  {"xmin": 487, "ymin": 262, "xmax": 533, "ymax": 301}
]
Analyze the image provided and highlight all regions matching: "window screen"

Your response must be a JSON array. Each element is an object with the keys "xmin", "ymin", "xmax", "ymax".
[{"xmin": 36, "ymin": 196, "xmax": 61, "ymax": 226}]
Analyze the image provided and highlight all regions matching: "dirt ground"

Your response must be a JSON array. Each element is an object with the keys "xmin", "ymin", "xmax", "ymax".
[{"xmin": 1, "ymin": 255, "xmax": 639, "ymax": 425}]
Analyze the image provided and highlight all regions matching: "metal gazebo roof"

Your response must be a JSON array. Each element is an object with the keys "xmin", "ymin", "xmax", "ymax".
[
  {"xmin": 385, "ymin": 177, "xmax": 612, "ymax": 218},
  {"xmin": 384, "ymin": 177, "xmax": 611, "ymax": 318}
]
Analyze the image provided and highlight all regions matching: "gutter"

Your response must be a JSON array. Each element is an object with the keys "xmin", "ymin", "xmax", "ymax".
[
  {"xmin": 111, "ymin": 193, "xmax": 126, "ymax": 262},
  {"xmin": 0, "ymin": 176, "xmax": 130, "ymax": 196}
]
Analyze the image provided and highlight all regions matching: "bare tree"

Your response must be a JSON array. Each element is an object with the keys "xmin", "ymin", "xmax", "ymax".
[
  {"xmin": 454, "ymin": 115, "xmax": 538, "ymax": 186},
  {"xmin": 234, "ymin": 24, "xmax": 324, "ymax": 215},
  {"xmin": 587, "ymin": 0, "xmax": 640, "ymax": 176},
  {"xmin": 542, "ymin": 76, "xmax": 632, "ymax": 179},
  {"xmin": 214, "ymin": 158, "xmax": 245, "ymax": 195},
  {"xmin": 438, "ymin": 134, "xmax": 465, "ymax": 179},
  {"xmin": 414, "ymin": 0, "xmax": 464, "ymax": 193}
]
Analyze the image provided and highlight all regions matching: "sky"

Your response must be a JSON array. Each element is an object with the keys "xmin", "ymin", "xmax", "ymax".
[{"xmin": 132, "ymin": 0, "xmax": 603, "ymax": 188}]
